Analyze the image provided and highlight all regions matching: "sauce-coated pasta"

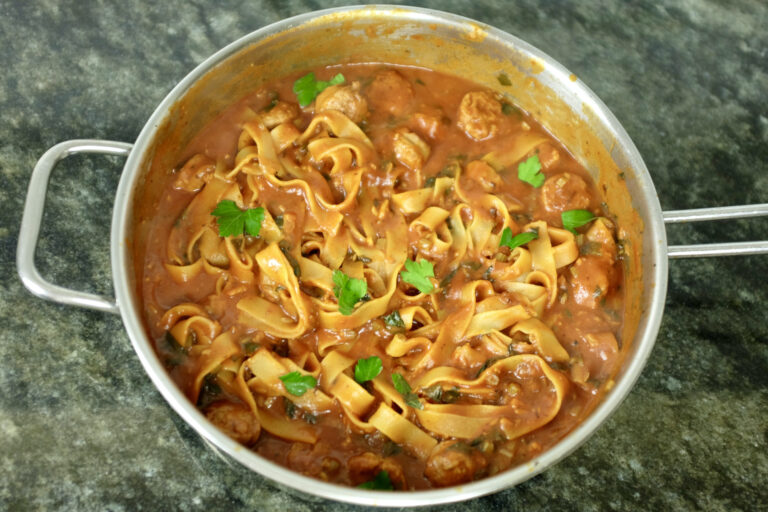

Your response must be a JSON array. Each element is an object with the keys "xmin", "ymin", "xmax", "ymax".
[{"xmin": 138, "ymin": 64, "xmax": 624, "ymax": 489}]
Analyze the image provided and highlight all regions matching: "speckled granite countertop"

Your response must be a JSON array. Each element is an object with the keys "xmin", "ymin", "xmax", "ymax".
[{"xmin": 1, "ymin": 1, "xmax": 767, "ymax": 510}]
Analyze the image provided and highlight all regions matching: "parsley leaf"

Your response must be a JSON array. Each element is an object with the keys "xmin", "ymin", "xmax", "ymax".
[
  {"xmin": 439, "ymin": 267, "xmax": 458, "ymax": 288},
  {"xmin": 293, "ymin": 72, "xmax": 345, "ymax": 107},
  {"xmin": 279, "ymin": 371, "xmax": 317, "ymax": 397},
  {"xmin": 332, "ymin": 270, "xmax": 367, "ymax": 315},
  {"xmin": 517, "ymin": 154, "xmax": 545, "ymax": 187},
  {"xmin": 562, "ymin": 209, "xmax": 596, "ymax": 234},
  {"xmin": 211, "ymin": 200, "xmax": 265, "ymax": 238},
  {"xmin": 391, "ymin": 372, "xmax": 423, "ymax": 410},
  {"xmin": 243, "ymin": 341, "xmax": 260, "ymax": 355},
  {"xmin": 283, "ymin": 397, "xmax": 297, "ymax": 419},
  {"xmin": 354, "ymin": 356, "xmax": 383, "ymax": 383},
  {"xmin": 497, "ymin": 72, "xmax": 512, "ymax": 86},
  {"xmin": 499, "ymin": 226, "xmax": 539, "ymax": 250},
  {"xmin": 357, "ymin": 470, "xmax": 394, "ymax": 490},
  {"xmin": 384, "ymin": 310, "xmax": 405, "ymax": 329},
  {"xmin": 400, "ymin": 258, "xmax": 435, "ymax": 294}
]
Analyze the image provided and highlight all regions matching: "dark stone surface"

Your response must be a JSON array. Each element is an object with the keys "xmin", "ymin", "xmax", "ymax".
[{"xmin": 1, "ymin": 1, "xmax": 766, "ymax": 510}]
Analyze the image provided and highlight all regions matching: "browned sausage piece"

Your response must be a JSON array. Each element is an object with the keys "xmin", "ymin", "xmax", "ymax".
[
  {"xmin": 315, "ymin": 82, "xmax": 368, "ymax": 123},
  {"xmin": 259, "ymin": 100, "xmax": 300, "ymax": 129},
  {"xmin": 173, "ymin": 154, "xmax": 214, "ymax": 192},
  {"xmin": 464, "ymin": 159, "xmax": 502, "ymax": 192},
  {"xmin": 393, "ymin": 129, "xmax": 430, "ymax": 170},
  {"xmin": 457, "ymin": 91, "xmax": 504, "ymax": 140},
  {"xmin": 347, "ymin": 451, "xmax": 405, "ymax": 489},
  {"xmin": 424, "ymin": 441, "xmax": 487, "ymax": 487},
  {"xmin": 568, "ymin": 256, "xmax": 612, "ymax": 309},
  {"xmin": 536, "ymin": 142, "xmax": 561, "ymax": 171},
  {"xmin": 205, "ymin": 401, "xmax": 261, "ymax": 445},
  {"xmin": 541, "ymin": 172, "xmax": 590, "ymax": 214},
  {"xmin": 366, "ymin": 69, "xmax": 414, "ymax": 116},
  {"xmin": 411, "ymin": 108, "xmax": 446, "ymax": 140}
]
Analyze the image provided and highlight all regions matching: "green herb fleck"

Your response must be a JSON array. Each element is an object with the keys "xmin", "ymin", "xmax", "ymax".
[
  {"xmin": 293, "ymin": 72, "xmax": 346, "ymax": 107},
  {"xmin": 243, "ymin": 341, "xmax": 260, "ymax": 355},
  {"xmin": 358, "ymin": 470, "xmax": 394, "ymax": 490},
  {"xmin": 391, "ymin": 373, "xmax": 423, "ymax": 410},
  {"xmin": 421, "ymin": 384, "xmax": 460, "ymax": 404},
  {"xmin": 197, "ymin": 373, "xmax": 221, "ymax": 409},
  {"xmin": 461, "ymin": 261, "xmax": 482, "ymax": 271},
  {"xmin": 354, "ymin": 356, "xmax": 383, "ymax": 384},
  {"xmin": 382, "ymin": 441, "xmax": 402, "ymax": 457},
  {"xmin": 279, "ymin": 246, "xmax": 302, "ymax": 278},
  {"xmin": 497, "ymin": 72, "xmax": 512, "ymax": 86},
  {"xmin": 384, "ymin": 310, "xmax": 405, "ymax": 329},
  {"xmin": 279, "ymin": 371, "xmax": 317, "ymax": 397},
  {"xmin": 517, "ymin": 154, "xmax": 545, "ymax": 187},
  {"xmin": 579, "ymin": 241, "xmax": 602, "ymax": 256},
  {"xmin": 283, "ymin": 397, "xmax": 297, "ymax": 419},
  {"xmin": 474, "ymin": 358, "xmax": 500, "ymax": 379},
  {"xmin": 422, "ymin": 384, "xmax": 443, "ymax": 402},
  {"xmin": 441, "ymin": 387, "xmax": 460, "ymax": 403},
  {"xmin": 439, "ymin": 267, "xmax": 458, "ymax": 288},
  {"xmin": 400, "ymin": 259, "xmax": 435, "ymax": 294},
  {"xmin": 499, "ymin": 226, "xmax": 539, "ymax": 250},
  {"xmin": 264, "ymin": 97, "xmax": 279, "ymax": 112},
  {"xmin": 211, "ymin": 200, "xmax": 265, "ymax": 238},
  {"xmin": 332, "ymin": 269, "xmax": 367, "ymax": 315}
]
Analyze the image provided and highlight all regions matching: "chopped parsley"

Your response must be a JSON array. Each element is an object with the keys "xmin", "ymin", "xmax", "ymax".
[
  {"xmin": 283, "ymin": 397, "xmax": 297, "ymax": 419},
  {"xmin": 293, "ymin": 72, "xmax": 345, "ymax": 107},
  {"xmin": 517, "ymin": 154, "xmax": 545, "ymax": 187},
  {"xmin": 499, "ymin": 226, "xmax": 539, "ymax": 250},
  {"xmin": 279, "ymin": 371, "xmax": 317, "ymax": 397},
  {"xmin": 332, "ymin": 270, "xmax": 367, "ymax": 316},
  {"xmin": 475, "ymin": 358, "xmax": 501, "ymax": 379},
  {"xmin": 497, "ymin": 72, "xmax": 512, "ymax": 86},
  {"xmin": 391, "ymin": 372, "xmax": 423, "ymax": 410},
  {"xmin": 243, "ymin": 341, "xmax": 260, "ymax": 356},
  {"xmin": 439, "ymin": 267, "xmax": 458, "ymax": 288},
  {"xmin": 211, "ymin": 200, "xmax": 265, "ymax": 238},
  {"xmin": 384, "ymin": 310, "xmax": 405, "ymax": 329},
  {"xmin": 400, "ymin": 258, "xmax": 435, "ymax": 294},
  {"xmin": 422, "ymin": 384, "xmax": 459, "ymax": 403},
  {"xmin": 354, "ymin": 356, "xmax": 383, "ymax": 384},
  {"xmin": 357, "ymin": 470, "xmax": 394, "ymax": 490},
  {"xmin": 501, "ymin": 102, "xmax": 519, "ymax": 116},
  {"xmin": 279, "ymin": 246, "xmax": 301, "ymax": 278}
]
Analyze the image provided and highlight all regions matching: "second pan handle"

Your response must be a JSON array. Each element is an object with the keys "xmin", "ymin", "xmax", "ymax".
[
  {"xmin": 663, "ymin": 204, "xmax": 768, "ymax": 258},
  {"xmin": 16, "ymin": 139, "xmax": 133, "ymax": 314}
]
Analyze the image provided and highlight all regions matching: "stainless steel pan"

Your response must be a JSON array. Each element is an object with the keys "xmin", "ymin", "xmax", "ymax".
[{"xmin": 16, "ymin": 5, "xmax": 768, "ymax": 507}]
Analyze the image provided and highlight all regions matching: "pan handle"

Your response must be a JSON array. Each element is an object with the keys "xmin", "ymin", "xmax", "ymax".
[
  {"xmin": 663, "ymin": 203, "xmax": 768, "ymax": 258},
  {"xmin": 17, "ymin": 139, "xmax": 133, "ymax": 314}
]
